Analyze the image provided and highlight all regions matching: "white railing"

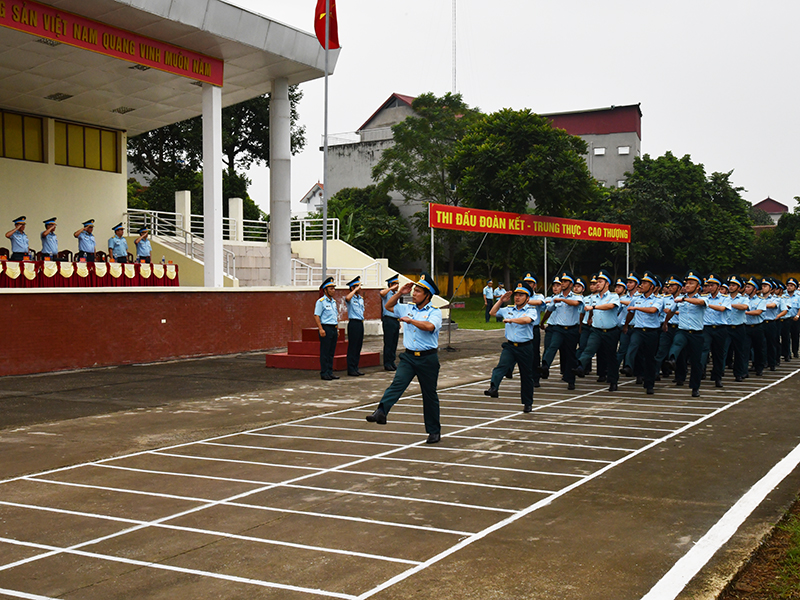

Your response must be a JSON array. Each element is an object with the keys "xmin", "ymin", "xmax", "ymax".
[
  {"xmin": 291, "ymin": 218, "xmax": 339, "ymax": 241},
  {"xmin": 124, "ymin": 209, "xmax": 236, "ymax": 278},
  {"xmin": 242, "ymin": 219, "xmax": 269, "ymax": 242},
  {"xmin": 188, "ymin": 214, "xmax": 240, "ymax": 241},
  {"xmin": 322, "ymin": 126, "xmax": 393, "ymax": 146},
  {"xmin": 291, "ymin": 259, "xmax": 382, "ymax": 288}
]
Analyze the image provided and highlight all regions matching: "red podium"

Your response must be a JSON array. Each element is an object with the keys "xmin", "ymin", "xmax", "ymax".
[{"xmin": 265, "ymin": 327, "xmax": 381, "ymax": 371}]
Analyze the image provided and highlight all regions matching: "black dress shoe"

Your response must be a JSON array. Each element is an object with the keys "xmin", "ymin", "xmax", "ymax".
[
  {"xmin": 735, "ymin": 376, "xmax": 744, "ymax": 382},
  {"xmin": 523, "ymin": 404, "xmax": 533, "ymax": 413},
  {"xmin": 567, "ymin": 382, "xmax": 575, "ymax": 390},
  {"xmin": 384, "ymin": 364, "xmax": 396, "ymax": 371},
  {"xmin": 596, "ymin": 375, "xmax": 607, "ymax": 383},
  {"xmin": 692, "ymin": 389, "xmax": 700, "ymax": 397},
  {"xmin": 608, "ymin": 383, "xmax": 618, "ymax": 392},
  {"xmin": 366, "ymin": 407, "xmax": 387, "ymax": 424},
  {"xmin": 646, "ymin": 387, "xmax": 654, "ymax": 395},
  {"xmin": 321, "ymin": 374, "xmax": 334, "ymax": 380},
  {"xmin": 347, "ymin": 371, "xmax": 360, "ymax": 377},
  {"xmin": 675, "ymin": 380, "xmax": 685, "ymax": 387},
  {"xmin": 484, "ymin": 385, "xmax": 499, "ymax": 398},
  {"xmin": 426, "ymin": 432, "xmax": 441, "ymax": 444},
  {"xmin": 715, "ymin": 379, "xmax": 723, "ymax": 388},
  {"xmin": 331, "ymin": 375, "xmax": 340, "ymax": 380},
  {"xmin": 356, "ymin": 370, "xmax": 366, "ymax": 376},
  {"xmin": 505, "ymin": 372, "xmax": 513, "ymax": 379},
  {"xmin": 620, "ymin": 365, "xmax": 633, "ymax": 377},
  {"xmin": 533, "ymin": 380, "xmax": 541, "ymax": 388},
  {"xmin": 770, "ymin": 366, "xmax": 776, "ymax": 371},
  {"xmin": 636, "ymin": 376, "xmax": 643, "ymax": 385},
  {"xmin": 664, "ymin": 359, "xmax": 676, "ymax": 374},
  {"xmin": 572, "ymin": 365, "xmax": 586, "ymax": 378},
  {"xmin": 756, "ymin": 371, "xmax": 763, "ymax": 376},
  {"xmin": 539, "ymin": 365, "xmax": 549, "ymax": 379}
]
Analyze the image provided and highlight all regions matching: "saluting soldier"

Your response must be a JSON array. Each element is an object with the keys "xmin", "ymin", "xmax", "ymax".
[
  {"xmin": 539, "ymin": 271, "xmax": 584, "ymax": 390},
  {"xmin": 5, "ymin": 216, "xmax": 29, "ymax": 260},
  {"xmin": 74, "ymin": 219, "xmax": 96, "ymax": 261},
  {"xmin": 345, "ymin": 276, "xmax": 366, "ymax": 377},
  {"xmin": 665, "ymin": 271, "xmax": 709, "ymax": 397},
  {"xmin": 573, "ymin": 269, "xmax": 621, "ymax": 392},
  {"xmin": 621, "ymin": 271, "xmax": 663, "ymax": 394},
  {"xmin": 134, "ymin": 227, "xmax": 151, "ymax": 263},
  {"xmin": 366, "ymin": 274, "xmax": 443, "ymax": 444},
  {"xmin": 40, "ymin": 217, "xmax": 58, "ymax": 260},
  {"xmin": 485, "ymin": 281, "xmax": 537, "ymax": 412},
  {"xmin": 726, "ymin": 275, "xmax": 750, "ymax": 382},
  {"xmin": 483, "ymin": 279, "xmax": 494, "ymax": 323},
  {"xmin": 380, "ymin": 275, "xmax": 401, "ymax": 371},
  {"xmin": 701, "ymin": 273, "xmax": 731, "ymax": 387},
  {"xmin": 314, "ymin": 276, "xmax": 340, "ymax": 381}
]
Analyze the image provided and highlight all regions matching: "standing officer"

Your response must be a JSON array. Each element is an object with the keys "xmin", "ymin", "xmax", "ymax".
[
  {"xmin": 494, "ymin": 283, "xmax": 506, "ymax": 322},
  {"xmin": 701, "ymin": 273, "xmax": 731, "ymax": 387},
  {"xmin": 727, "ymin": 276, "xmax": 750, "ymax": 382},
  {"xmin": 483, "ymin": 279, "xmax": 494, "ymax": 323},
  {"xmin": 5, "ymin": 216, "xmax": 29, "ymax": 260},
  {"xmin": 40, "ymin": 217, "xmax": 58, "ymax": 260},
  {"xmin": 573, "ymin": 269, "xmax": 621, "ymax": 391},
  {"xmin": 108, "ymin": 223, "xmax": 128, "ymax": 263},
  {"xmin": 622, "ymin": 271, "xmax": 663, "ymax": 394},
  {"xmin": 539, "ymin": 271, "xmax": 584, "ymax": 390},
  {"xmin": 345, "ymin": 276, "xmax": 365, "ymax": 377},
  {"xmin": 366, "ymin": 274, "xmax": 443, "ymax": 444},
  {"xmin": 74, "ymin": 219, "xmax": 96, "ymax": 261},
  {"xmin": 134, "ymin": 227, "xmax": 151, "ymax": 263},
  {"xmin": 381, "ymin": 275, "xmax": 401, "ymax": 371},
  {"xmin": 314, "ymin": 276, "xmax": 340, "ymax": 381},
  {"xmin": 485, "ymin": 281, "xmax": 536, "ymax": 412},
  {"xmin": 665, "ymin": 271, "xmax": 708, "ymax": 397}
]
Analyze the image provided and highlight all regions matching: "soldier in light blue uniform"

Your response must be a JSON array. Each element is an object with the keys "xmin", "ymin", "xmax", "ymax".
[
  {"xmin": 760, "ymin": 278, "xmax": 780, "ymax": 371},
  {"xmin": 744, "ymin": 277, "xmax": 768, "ymax": 376},
  {"xmin": 539, "ymin": 271, "xmax": 584, "ymax": 390},
  {"xmin": 494, "ymin": 283, "xmax": 506, "ymax": 322},
  {"xmin": 726, "ymin": 276, "xmax": 750, "ymax": 382},
  {"xmin": 483, "ymin": 279, "xmax": 494, "ymax": 323},
  {"xmin": 314, "ymin": 276, "xmax": 340, "ymax": 381},
  {"xmin": 621, "ymin": 271, "xmax": 664, "ymax": 394},
  {"xmin": 525, "ymin": 272, "xmax": 546, "ymax": 387},
  {"xmin": 366, "ymin": 274, "xmax": 443, "ymax": 444},
  {"xmin": 108, "ymin": 223, "xmax": 128, "ymax": 263},
  {"xmin": 786, "ymin": 277, "xmax": 800, "ymax": 358},
  {"xmin": 655, "ymin": 275, "xmax": 682, "ymax": 378},
  {"xmin": 573, "ymin": 269, "xmax": 621, "ymax": 391},
  {"xmin": 700, "ymin": 273, "xmax": 731, "ymax": 387},
  {"xmin": 5, "ymin": 216, "xmax": 30, "ymax": 260},
  {"xmin": 40, "ymin": 217, "xmax": 58, "ymax": 260},
  {"xmin": 74, "ymin": 219, "xmax": 96, "ymax": 262},
  {"xmin": 134, "ymin": 227, "xmax": 152, "ymax": 263},
  {"xmin": 615, "ymin": 272, "xmax": 640, "ymax": 378},
  {"xmin": 665, "ymin": 271, "xmax": 709, "ymax": 397},
  {"xmin": 380, "ymin": 275, "xmax": 401, "ymax": 371},
  {"xmin": 345, "ymin": 276, "xmax": 365, "ymax": 377},
  {"xmin": 485, "ymin": 281, "xmax": 537, "ymax": 411},
  {"xmin": 778, "ymin": 280, "xmax": 793, "ymax": 362}
]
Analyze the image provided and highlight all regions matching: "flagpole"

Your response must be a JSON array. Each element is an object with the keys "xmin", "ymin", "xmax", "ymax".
[{"xmin": 321, "ymin": 0, "xmax": 330, "ymax": 283}]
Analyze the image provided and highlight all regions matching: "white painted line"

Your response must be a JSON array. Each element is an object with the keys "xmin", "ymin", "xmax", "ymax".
[
  {"xmin": 641, "ymin": 440, "xmax": 800, "ymax": 600},
  {"xmin": 476, "ymin": 425, "xmax": 653, "ymax": 442},
  {"xmin": 427, "ymin": 445, "xmax": 613, "ymax": 464},
  {"xmin": 335, "ymin": 469, "xmax": 555, "ymax": 495},
  {"xmin": 555, "ymin": 405, "xmax": 707, "ymax": 418},
  {"xmin": 449, "ymin": 434, "xmax": 634, "ymax": 453},
  {"xmin": 198, "ymin": 441, "xmax": 366, "ymax": 459},
  {"xmin": 531, "ymin": 411, "xmax": 692, "ymax": 424},
  {"xmin": 519, "ymin": 418, "xmax": 670, "ymax": 434},
  {"xmin": 0, "ymin": 588, "xmax": 58, "ymax": 600},
  {"xmin": 245, "ymin": 432, "xmax": 406, "ymax": 446}
]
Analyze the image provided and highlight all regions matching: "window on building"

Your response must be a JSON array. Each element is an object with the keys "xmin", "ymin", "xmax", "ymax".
[
  {"xmin": 618, "ymin": 146, "xmax": 631, "ymax": 155},
  {"xmin": 598, "ymin": 180, "xmax": 607, "ymax": 187},
  {"xmin": 0, "ymin": 110, "xmax": 44, "ymax": 163},
  {"xmin": 617, "ymin": 180, "xmax": 626, "ymax": 188},
  {"xmin": 54, "ymin": 120, "xmax": 118, "ymax": 172},
  {"xmin": 593, "ymin": 147, "xmax": 606, "ymax": 156}
]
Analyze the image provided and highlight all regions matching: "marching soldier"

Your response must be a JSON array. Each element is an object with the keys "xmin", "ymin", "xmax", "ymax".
[
  {"xmin": 539, "ymin": 271, "xmax": 584, "ymax": 390},
  {"xmin": 621, "ymin": 271, "xmax": 663, "ymax": 394},
  {"xmin": 664, "ymin": 271, "xmax": 708, "ymax": 397},
  {"xmin": 727, "ymin": 276, "xmax": 750, "ymax": 382},
  {"xmin": 743, "ymin": 277, "xmax": 768, "ymax": 376},
  {"xmin": 381, "ymin": 275, "xmax": 401, "ymax": 371},
  {"xmin": 524, "ymin": 272, "xmax": 546, "ymax": 388},
  {"xmin": 701, "ymin": 273, "xmax": 731, "ymax": 387}
]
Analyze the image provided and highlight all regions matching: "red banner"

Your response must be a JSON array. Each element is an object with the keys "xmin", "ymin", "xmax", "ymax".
[
  {"xmin": 0, "ymin": 0, "xmax": 223, "ymax": 86},
  {"xmin": 428, "ymin": 203, "xmax": 631, "ymax": 243}
]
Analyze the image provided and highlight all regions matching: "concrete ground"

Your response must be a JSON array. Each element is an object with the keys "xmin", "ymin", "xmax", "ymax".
[{"xmin": 0, "ymin": 328, "xmax": 799, "ymax": 600}]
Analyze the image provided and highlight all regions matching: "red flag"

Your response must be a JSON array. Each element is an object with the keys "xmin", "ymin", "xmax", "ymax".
[{"xmin": 314, "ymin": 0, "xmax": 340, "ymax": 50}]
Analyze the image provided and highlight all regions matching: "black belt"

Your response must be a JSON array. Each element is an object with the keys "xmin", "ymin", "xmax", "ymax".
[
  {"xmin": 41, "ymin": 253, "xmax": 56, "ymax": 258},
  {"xmin": 669, "ymin": 323, "xmax": 679, "ymax": 329},
  {"xmin": 382, "ymin": 315, "xmax": 398, "ymax": 320},
  {"xmin": 593, "ymin": 326, "xmax": 618, "ymax": 332},
  {"xmin": 635, "ymin": 327, "xmax": 660, "ymax": 331},
  {"xmin": 554, "ymin": 324, "xmax": 578, "ymax": 329},
  {"xmin": 509, "ymin": 340, "xmax": 533, "ymax": 347},
  {"xmin": 729, "ymin": 324, "xmax": 742, "ymax": 329},
  {"xmin": 747, "ymin": 324, "xmax": 761, "ymax": 328},
  {"xmin": 707, "ymin": 325, "xmax": 725, "ymax": 329},
  {"xmin": 684, "ymin": 330, "xmax": 703, "ymax": 334},
  {"xmin": 406, "ymin": 349, "xmax": 438, "ymax": 357}
]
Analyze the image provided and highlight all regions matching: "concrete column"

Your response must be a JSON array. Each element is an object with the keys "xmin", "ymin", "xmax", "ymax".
[
  {"xmin": 269, "ymin": 77, "xmax": 292, "ymax": 286},
  {"xmin": 228, "ymin": 197, "xmax": 244, "ymax": 242},
  {"xmin": 202, "ymin": 83, "xmax": 224, "ymax": 288},
  {"xmin": 174, "ymin": 190, "xmax": 192, "ymax": 232}
]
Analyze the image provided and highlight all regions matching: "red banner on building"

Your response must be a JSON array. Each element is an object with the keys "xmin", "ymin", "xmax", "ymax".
[
  {"xmin": 428, "ymin": 203, "xmax": 631, "ymax": 243},
  {"xmin": 0, "ymin": 0, "xmax": 224, "ymax": 86}
]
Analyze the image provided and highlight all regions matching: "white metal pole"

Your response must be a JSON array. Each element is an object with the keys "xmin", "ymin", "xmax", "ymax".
[
  {"xmin": 626, "ymin": 243, "xmax": 630, "ymax": 275},
  {"xmin": 321, "ymin": 0, "xmax": 331, "ymax": 280},
  {"xmin": 543, "ymin": 237, "xmax": 547, "ymax": 290},
  {"xmin": 431, "ymin": 227, "xmax": 435, "ymax": 279}
]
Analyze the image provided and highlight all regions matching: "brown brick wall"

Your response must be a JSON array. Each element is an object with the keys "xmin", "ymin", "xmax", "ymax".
[{"xmin": 2, "ymin": 288, "xmax": 383, "ymax": 376}]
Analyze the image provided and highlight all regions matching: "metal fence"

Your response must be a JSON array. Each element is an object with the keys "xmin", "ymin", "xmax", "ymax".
[{"xmin": 291, "ymin": 259, "xmax": 382, "ymax": 288}]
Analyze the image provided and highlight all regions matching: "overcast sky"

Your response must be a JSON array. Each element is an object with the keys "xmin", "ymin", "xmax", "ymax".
[{"xmin": 230, "ymin": 0, "xmax": 799, "ymax": 216}]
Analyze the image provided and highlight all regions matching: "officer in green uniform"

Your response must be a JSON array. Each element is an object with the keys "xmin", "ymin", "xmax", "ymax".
[{"xmin": 366, "ymin": 274, "xmax": 443, "ymax": 444}]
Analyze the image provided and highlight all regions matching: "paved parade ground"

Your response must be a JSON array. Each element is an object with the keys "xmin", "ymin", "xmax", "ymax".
[{"xmin": 1, "ymin": 329, "xmax": 800, "ymax": 599}]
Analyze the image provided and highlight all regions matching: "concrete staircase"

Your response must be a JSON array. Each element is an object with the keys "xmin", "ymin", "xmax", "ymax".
[{"xmin": 265, "ymin": 327, "xmax": 381, "ymax": 371}]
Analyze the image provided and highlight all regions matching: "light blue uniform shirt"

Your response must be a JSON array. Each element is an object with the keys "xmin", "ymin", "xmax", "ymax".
[
  {"xmin": 761, "ymin": 295, "xmax": 779, "ymax": 321},
  {"xmin": 630, "ymin": 294, "xmax": 664, "ymax": 328},
  {"xmin": 745, "ymin": 295, "xmax": 767, "ymax": 325},
  {"xmin": 581, "ymin": 293, "xmax": 596, "ymax": 325},
  {"xmin": 703, "ymin": 293, "xmax": 731, "ymax": 326},
  {"xmin": 496, "ymin": 305, "xmax": 536, "ymax": 342},
  {"xmin": 382, "ymin": 290, "xmax": 399, "ymax": 318},
  {"xmin": 395, "ymin": 303, "xmax": 442, "ymax": 351},
  {"xmin": 41, "ymin": 232, "xmax": 58, "ymax": 255},
  {"xmin": 9, "ymin": 230, "xmax": 28, "ymax": 253},
  {"xmin": 136, "ymin": 238, "xmax": 151, "ymax": 258},
  {"xmin": 617, "ymin": 293, "xmax": 633, "ymax": 326},
  {"xmin": 662, "ymin": 296, "xmax": 677, "ymax": 323},
  {"xmin": 727, "ymin": 293, "xmax": 748, "ymax": 326},
  {"xmin": 77, "ymin": 231, "xmax": 95, "ymax": 253},
  {"xmin": 528, "ymin": 293, "xmax": 546, "ymax": 322},
  {"xmin": 314, "ymin": 295, "xmax": 338, "ymax": 325},
  {"xmin": 108, "ymin": 235, "xmax": 128, "ymax": 259},
  {"xmin": 787, "ymin": 294, "xmax": 800, "ymax": 319},
  {"xmin": 494, "ymin": 287, "xmax": 505, "ymax": 300},
  {"xmin": 347, "ymin": 294, "xmax": 364, "ymax": 321},
  {"xmin": 546, "ymin": 292, "xmax": 584, "ymax": 326},
  {"xmin": 676, "ymin": 294, "xmax": 708, "ymax": 331},
  {"xmin": 779, "ymin": 295, "xmax": 792, "ymax": 319},
  {"xmin": 483, "ymin": 285, "xmax": 494, "ymax": 301},
  {"xmin": 590, "ymin": 291, "xmax": 621, "ymax": 329}
]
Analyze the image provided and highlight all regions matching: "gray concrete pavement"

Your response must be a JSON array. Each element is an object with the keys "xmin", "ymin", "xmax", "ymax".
[{"xmin": 0, "ymin": 328, "xmax": 799, "ymax": 600}]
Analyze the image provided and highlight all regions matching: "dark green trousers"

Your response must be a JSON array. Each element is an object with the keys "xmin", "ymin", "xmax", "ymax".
[
  {"xmin": 578, "ymin": 326, "xmax": 621, "ymax": 385},
  {"xmin": 382, "ymin": 316, "xmax": 400, "ymax": 368},
  {"xmin": 491, "ymin": 341, "xmax": 533, "ymax": 406},
  {"xmin": 379, "ymin": 351, "xmax": 440, "ymax": 434}
]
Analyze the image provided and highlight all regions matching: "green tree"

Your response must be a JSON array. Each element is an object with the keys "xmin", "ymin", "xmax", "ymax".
[
  {"xmin": 752, "ymin": 205, "xmax": 800, "ymax": 273},
  {"xmin": 449, "ymin": 108, "xmax": 602, "ymax": 285},
  {"xmin": 750, "ymin": 206, "xmax": 775, "ymax": 226},
  {"xmin": 372, "ymin": 92, "xmax": 481, "ymax": 296}
]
